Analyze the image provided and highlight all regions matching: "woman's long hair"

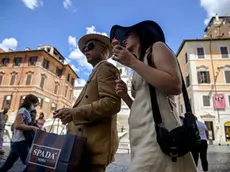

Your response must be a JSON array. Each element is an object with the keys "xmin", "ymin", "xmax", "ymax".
[
  {"xmin": 39, "ymin": 112, "xmax": 44, "ymax": 119},
  {"xmin": 132, "ymin": 29, "xmax": 160, "ymax": 62},
  {"xmin": 19, "ymin": 94, "xmax": 39, "ymax": 110}
]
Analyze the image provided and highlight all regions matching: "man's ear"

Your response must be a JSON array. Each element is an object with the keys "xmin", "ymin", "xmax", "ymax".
[{"xmin": 101, "ymin": 47, "xmax": 109, "ymax": 58}]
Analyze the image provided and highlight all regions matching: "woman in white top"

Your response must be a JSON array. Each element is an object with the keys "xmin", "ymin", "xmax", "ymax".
[
  {"xmin": 111, "ymin": 21, "xmax": 197, "ymax": 172},
  {"xmin": 0, "ymin": 94, "xmax": 39, "ymax": 172}
]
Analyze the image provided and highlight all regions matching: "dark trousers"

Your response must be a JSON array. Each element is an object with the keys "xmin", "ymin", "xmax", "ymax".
[
  {"xmin": 0, "ymin": 141, "xmax": 29, "ymax": 172},
  {"xmin": 192, "ymin": 140, "xmax": 208, "ymax": 171}
]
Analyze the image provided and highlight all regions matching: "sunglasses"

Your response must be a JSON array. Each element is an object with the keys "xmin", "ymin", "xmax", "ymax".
[{"xmin": 82, "ymin": 42, "xmax": 95, "ymax": 54}]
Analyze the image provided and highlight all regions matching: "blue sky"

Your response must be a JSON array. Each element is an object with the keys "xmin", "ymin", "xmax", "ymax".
[{"xmin": 0, "ymin": 0, "xmax": 229, "ymax": 84}]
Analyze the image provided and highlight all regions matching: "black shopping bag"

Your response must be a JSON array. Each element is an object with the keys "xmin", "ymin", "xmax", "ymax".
[{"xmin": 26, "ymin": 129, "xmax": 87, "ymax": 172}]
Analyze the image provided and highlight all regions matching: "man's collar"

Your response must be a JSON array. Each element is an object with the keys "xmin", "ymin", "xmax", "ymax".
[{"xmin": 93, "ymin": 60, "xmax": 107, "ymax": 69}]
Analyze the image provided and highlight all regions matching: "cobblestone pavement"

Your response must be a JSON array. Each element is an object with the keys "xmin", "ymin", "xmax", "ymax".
[{"xmin": 1, "ymin": 144, "xmax": 230, "ymax": 172}]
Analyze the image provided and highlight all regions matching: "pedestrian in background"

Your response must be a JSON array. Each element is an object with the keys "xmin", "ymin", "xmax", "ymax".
[
  {"xmin": 0, "ymin": 108, "xmax": 9, "ymax": 154},
  {"xmin": 0, "ymin": 94, "xmax": 39, "ymax": 172},
  {"xmin": 37, "ymin": 112, "xmax": 46, "ymax": 129},
  {"xmin": 30, "ymin": 110, "xmax": 39, "ymax": 128},
  {"xmin": 192, "ymin": 118, "xmax": 209, "ymax": 172}
]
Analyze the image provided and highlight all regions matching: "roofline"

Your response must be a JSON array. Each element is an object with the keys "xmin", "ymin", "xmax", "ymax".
[
  {"xmin": 64, "ymin": 64, "xmax": 79, "ymax": 79},
  {"xmin": 204, "ymin": 16, "xmax": 230, "ymax": 32},
  {"xmin": 53, "ymin": 47, "xmax": 65, "ymax": 60},
  {"xmin": 0, "ymin": 49, "xmax": 43, "ymax": 54},
  {"xmin": 176, "ymin": 38, "xmax": 230, "ymax": 57},
  {"xmin": 38, "ymin": 44, "xmax": 65, "ymax": 60},
  {"xmin": 0, "ymin": 49, "xmax": 79, "ymax": 78}
]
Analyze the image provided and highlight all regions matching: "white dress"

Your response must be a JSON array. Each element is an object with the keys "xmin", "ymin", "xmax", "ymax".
[{"xmin": 128, "ymin": 54, "xmax": 197, "ymax": 172}]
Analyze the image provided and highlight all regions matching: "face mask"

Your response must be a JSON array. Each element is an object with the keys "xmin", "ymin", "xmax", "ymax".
[{"xmin": 30, "ymin": 104, "xmax": 35, "ymax": 111}]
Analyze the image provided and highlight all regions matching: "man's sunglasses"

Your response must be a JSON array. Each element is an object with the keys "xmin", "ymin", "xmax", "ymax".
[{"xmin": 82, "ymin": 42, "xmax": 95, "ymax": 54}]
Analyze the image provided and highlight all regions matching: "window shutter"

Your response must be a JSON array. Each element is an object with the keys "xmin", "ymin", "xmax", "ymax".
[
  {"xmin": 206, "ymin": 72, "xmax": 210, "ymax": 83},
  {"xmin": 197, "ymin": 72, "xmax": 201, "ymax": 83},
  {"xmin": 225, "ymin": 71, "xmax": 230, "ymax": 83},
  {"xmin": 26, "ymin": 75, "xmax": 32, "ymax": 85},
  {"xmin": 10, "ymin": 75, "xmax": 16, "ymax": 85}
]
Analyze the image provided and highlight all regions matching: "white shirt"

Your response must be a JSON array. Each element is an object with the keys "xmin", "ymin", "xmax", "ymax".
[
  {"xmin": 12, "ymin": 108, "xmax": 32, "ymax": 142},
  {"xmin": 196, "ymin": 121, "xmax": 208, "ymax": 140}
]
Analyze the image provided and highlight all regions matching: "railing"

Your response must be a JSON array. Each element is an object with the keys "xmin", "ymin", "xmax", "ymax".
[{"xmin": 117, "ymin": 142, "xmax": 130, "ymax": 154}]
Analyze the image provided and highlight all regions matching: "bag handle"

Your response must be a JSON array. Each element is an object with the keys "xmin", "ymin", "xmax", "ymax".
[
  {"xmin": 146, "ymin": 45, "xmax": 192, "ymax": 125},
  {"xmin": 49, "ymin": 118, "xmax": 66, "ymax": 135}
]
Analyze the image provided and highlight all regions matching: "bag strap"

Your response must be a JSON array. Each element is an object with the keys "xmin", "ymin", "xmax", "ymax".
[{"xmin": 146, "ymin": 46, "xmax": 192, "ymax": 125}]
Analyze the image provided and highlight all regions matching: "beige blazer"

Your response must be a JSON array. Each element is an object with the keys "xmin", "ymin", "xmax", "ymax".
[{"xmin": 67, "ymin": 61, "xmax": 121, "ymax": 165}]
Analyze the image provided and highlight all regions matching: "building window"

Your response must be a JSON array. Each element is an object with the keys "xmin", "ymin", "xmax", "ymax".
[
  {"xmin": 14, "ymin": 57, "xmax": 22, "ymax": 67},
  {"xmin": 53, "ymin": 51, "xmax": 58, "ymax": 56},
  {"xmin": 185, "ymin": 52, "xmax": 188, "ymax": 63},
  {"xmin": 42, "ymin": 59, "xmax": 50, "ymax": 69},
  {"xmin": 51, "ymin": 103, "xmax": 57, "ymax": 112},
  {"xmin": 203, "ymin": 95, "xmax": 210, "ymax": 107},
  {"xmin": 54, "ymin": 84, "xmax": 58, "ymax": 94},
  {"xmin": 71, "ymin": 78, "xmax": 74, "ymax": 86},
  {"xmin": 2, "ymin": 58, "xmax": 9, "ymax": 66},
  {"xmin": 28, "ymin": 56, "xmax": 37, "ymax": 66},
  {"xmin": 0, "ymin": 75, "xmax": 3, "ymax": 85},
  {"xmin": 56, "ymin": 68, "xmax": 62, "ymax": 77},
  {"xmin": 197, "ymin": 48, "xmax": 204, "ymax": 58},
  {"xmin": 225, "ymin": 70, "xmax": 230, "ymax": 83},
  {"xmin": 186, "ymin": 75, "xmax": 190, "ymax": 87},
  {"xmin": 220, "ymin": 47, "xmax": 229, "ymax": 58},
  {"xmin": 26, "ymin": 74, "xmax": 32, "ymax": 85},
  {"xmin": 2, "ymin": 95, "xmax": 12, "ymax": 109},
  {"xmin": 10, "ymin": 73, "xmax": 16, "ymax": 85},
  {"xmin": 67, "ymin": 73, "xmax": 70, "ymax": 82},
  {"xmin": 40, "ymin": 75, "xmax": 46, "ymax": 89},
  {"xmin": 65, "ymin": 86, "xmax": 68, "ymax": 97},
  {"xmin": 197, "ymin": 71, "xmax": 210, "ymax": 83},
  {"xmin": 69, "ymin": 90, "xmax": 72, "ymax": 100}
]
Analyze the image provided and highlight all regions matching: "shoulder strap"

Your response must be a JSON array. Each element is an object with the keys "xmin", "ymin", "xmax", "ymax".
[{"xmin": 147, "ymin": 45, "xmax": 192, "ymax": 125}]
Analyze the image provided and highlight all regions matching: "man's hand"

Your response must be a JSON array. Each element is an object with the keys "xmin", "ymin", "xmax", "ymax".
[{"xmin": 53, "ymin": 108, "xmax": 74, "ymax": 125}]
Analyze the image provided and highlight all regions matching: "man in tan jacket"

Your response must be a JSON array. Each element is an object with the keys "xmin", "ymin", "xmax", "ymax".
[{"xmin": 54, "ymin": 33, "xmax": 121, "ymax": 172}]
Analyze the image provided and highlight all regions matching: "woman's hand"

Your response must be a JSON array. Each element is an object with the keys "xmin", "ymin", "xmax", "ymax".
[
  {"xmin": 112, "ymin": 45, "xmax": 138, "ymax": 67},
  {"xmin": 115, "ymin": 78, "xmax": 134, "ymax": 109},
  {"xmin": 115, "ymin": 78, "xmax": 129, "ymax": 99}
]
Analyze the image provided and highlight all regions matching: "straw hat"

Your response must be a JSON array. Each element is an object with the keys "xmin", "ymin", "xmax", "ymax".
[{"xmin": 78, "ymin": 34, "xmax": 113, "ymax": 58}]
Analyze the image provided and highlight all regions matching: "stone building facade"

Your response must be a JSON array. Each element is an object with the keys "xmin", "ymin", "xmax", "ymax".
[{"xmin": 0, "ymin": 45, "xmax": 78, "ymax": 122}]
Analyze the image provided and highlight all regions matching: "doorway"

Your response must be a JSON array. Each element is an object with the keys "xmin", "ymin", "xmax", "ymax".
[
  {"xmin": 224, "ymin": 122, "xmax": 230, "ymax": 142},
  {"xmin": 205, "ymin": 121, "xmax": 215, "ymax": 142}
]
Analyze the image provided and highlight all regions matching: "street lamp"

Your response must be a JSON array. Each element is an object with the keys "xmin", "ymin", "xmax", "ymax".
[{"xmin": 205, "ymin": 33, "xmax": 225, "ymax": 145}]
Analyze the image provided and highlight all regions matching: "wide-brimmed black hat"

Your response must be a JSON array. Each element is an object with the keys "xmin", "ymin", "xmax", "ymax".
[{"xmin": 110, "ymin": 20, "xmax": 165, "ymax": 46}]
